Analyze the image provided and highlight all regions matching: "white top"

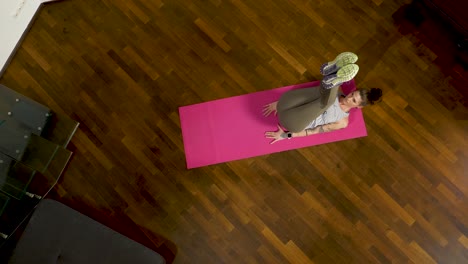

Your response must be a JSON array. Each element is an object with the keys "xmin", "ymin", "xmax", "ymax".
[{"xmin": 305, "ymin": 96, "xmax": 349, "ymax": 129}]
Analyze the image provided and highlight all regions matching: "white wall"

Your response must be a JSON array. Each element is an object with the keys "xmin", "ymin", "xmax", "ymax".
[{"xmin": 0, "ymin": 0, "xmax": 61, "ymax": 76}]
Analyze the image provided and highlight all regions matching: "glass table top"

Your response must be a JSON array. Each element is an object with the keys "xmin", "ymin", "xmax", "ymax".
[{"xmin": 0, "ymin": 84, "xmax": 79, "ymax": 247}]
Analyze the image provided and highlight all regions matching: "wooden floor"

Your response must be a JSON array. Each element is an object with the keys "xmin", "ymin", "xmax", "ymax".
[{"xmin": 1, "ymin": 0, "xmax": 467, "ymax": 263}]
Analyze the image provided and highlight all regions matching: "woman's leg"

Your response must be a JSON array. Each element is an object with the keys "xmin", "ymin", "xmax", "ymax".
[
  {"xmin": 277, "ymin": 85, "xmax": 339, "ymax": 132},
  {"xmin": 276, "ymin": 86, "xmax": 321, "ymax": 112}
]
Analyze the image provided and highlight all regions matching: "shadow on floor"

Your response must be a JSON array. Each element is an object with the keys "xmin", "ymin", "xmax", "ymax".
[{"xmin": 392, "ymin": 0, "xmax": 468, "ymax": 106}]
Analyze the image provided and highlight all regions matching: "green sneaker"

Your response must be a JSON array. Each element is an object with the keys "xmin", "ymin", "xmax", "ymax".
[
  {"xmin": 321, "ymin": 63, "xmax": 359, "ymax": 89},
  {"xmin": 320, "ymin": 52, "xmax": 358, "ymax": 76}
]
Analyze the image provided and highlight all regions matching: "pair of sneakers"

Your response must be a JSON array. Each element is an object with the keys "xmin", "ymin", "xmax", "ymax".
[{"xmin": 320, "ymin": 52, "xmax": 359, "ymax": 89}]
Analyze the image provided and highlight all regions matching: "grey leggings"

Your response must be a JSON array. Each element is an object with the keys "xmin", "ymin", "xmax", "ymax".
[{"xmin": 277, "ymin": 85, "xmax": 339, "ymax": 132}]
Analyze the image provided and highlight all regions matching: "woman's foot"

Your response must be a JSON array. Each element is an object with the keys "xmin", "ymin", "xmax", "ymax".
[
  {"xmin": 321, "ymin": 63, "xmax": 359, "ymax": 89},
  {"xmin": 320, "ymin": 52, "xmax": 358, "ymax": 76}
]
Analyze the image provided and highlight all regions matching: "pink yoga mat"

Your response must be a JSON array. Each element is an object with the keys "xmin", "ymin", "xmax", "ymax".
[{"xmin": 179, "ymin": 80, "xmax": 367, "ymax": 169}]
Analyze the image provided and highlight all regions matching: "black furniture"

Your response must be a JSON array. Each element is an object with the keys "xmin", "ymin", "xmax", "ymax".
[{"xmin": 8, "ymin": 199, "xmax": 166, "ymax": 264}]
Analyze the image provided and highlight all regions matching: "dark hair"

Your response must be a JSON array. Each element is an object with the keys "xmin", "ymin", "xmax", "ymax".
[{"xmin": 359, "ymin": 88, "xmax": 382, "ymax": 106}]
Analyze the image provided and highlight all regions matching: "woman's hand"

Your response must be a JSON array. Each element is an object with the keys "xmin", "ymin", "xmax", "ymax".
[
  {"xmin": 265, "ymin": 124, "xmax": 286, "ymax": 144},
  {"xmin": 263, "ymin": 101, "xmax": 278, "ymax": 117}
]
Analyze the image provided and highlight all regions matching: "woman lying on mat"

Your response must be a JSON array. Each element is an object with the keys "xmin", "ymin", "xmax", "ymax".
[
  {"xmin": 262, "ymin": 51, "xmax": 382, "ymax": 144},
  {"xmin": 263, "ymin": 87, "xmax": 382, "ymax": 144}
]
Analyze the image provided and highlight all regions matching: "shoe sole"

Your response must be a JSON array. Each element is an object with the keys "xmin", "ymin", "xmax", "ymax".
[
  {"xmin": 321, "ymin": 64, "xmax": 359, "ymax": 89},
  {"xmin": 320, "ymin": 52, "xmax": 358, "ymax": 75}
]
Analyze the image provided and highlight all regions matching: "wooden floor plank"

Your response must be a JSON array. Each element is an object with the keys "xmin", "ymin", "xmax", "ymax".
[{"xmin": 1, "ymin": 0, "xmax": 467, "ymax": 263}]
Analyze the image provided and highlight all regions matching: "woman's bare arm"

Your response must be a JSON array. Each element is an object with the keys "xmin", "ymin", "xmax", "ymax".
[
  {"xmin": 299, "ymin": 117, "xmax": 349, "ymax": 137},
  {"xmin": 265, "ymin": 117, "xmax": 349, "ymax": 144}
]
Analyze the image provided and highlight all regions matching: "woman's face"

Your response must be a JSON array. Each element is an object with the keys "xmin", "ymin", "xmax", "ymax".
[{"xmin": 343, "ymin": 91, "xmax": 363, "ymax": 108}]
